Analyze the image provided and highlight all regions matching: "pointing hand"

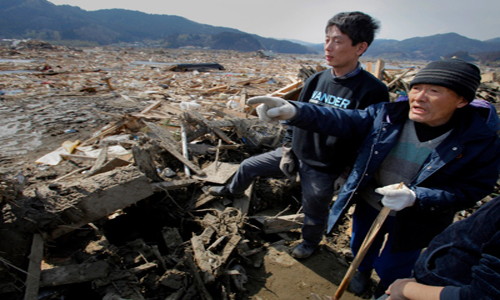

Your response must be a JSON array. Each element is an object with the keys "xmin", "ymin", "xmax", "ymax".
[{"xmin": 247, "ymin": 96, "xmax": 297, "ymax": 122}]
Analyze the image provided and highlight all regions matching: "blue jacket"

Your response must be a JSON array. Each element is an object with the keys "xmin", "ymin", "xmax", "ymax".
[
  {"xmin": 288, "ymin": 100, "xmax": 500, "ymax": 250},
  {"xmin": 414, "ymin": 196, "xmax": 500, "ymax": 300}
]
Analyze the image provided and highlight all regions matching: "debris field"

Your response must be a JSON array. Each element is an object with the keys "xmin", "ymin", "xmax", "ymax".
[{"xmin": 0, "ymin": 40, "xmax": 499, "ymax": 300}]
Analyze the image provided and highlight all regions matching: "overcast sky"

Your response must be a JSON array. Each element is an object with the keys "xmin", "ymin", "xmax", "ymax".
[{"xmin": 48, "ymin": 0, "xmax": 499, "ymax": 44}]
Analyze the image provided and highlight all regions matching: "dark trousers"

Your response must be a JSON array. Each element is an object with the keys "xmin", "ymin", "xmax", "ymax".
[{"xmin": 227, "ymin": 148, "xmax": 337, "ymax": 246}]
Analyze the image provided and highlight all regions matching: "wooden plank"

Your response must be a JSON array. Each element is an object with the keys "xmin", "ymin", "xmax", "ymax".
[
  {"xmin": 194, "ymin": 193, "xmax": 217, "ymax": 208},
  {"xmin": 49, "ymin": 166, "xmax": 154, "ymax": 239},
  {"xmin": 220, "ymin": 235, "xmax": 241, "ymax": 263},
  {"xmin": 86, "ymin": 144, "xmax": 108, "ymax": 176},
  {"xmin": 386, "ymin": 67, "xmax": 413, "ymax": 88},
  {"xmin": 139, "ymin": 99, "xmax": 162, "ymax": 115},
  {"xmin": 87, "ymin": 157, "xmax": 130, "ymax": 177},
  {"xmin": 60, "ymin": 154, "xmax": 97, "ymax": 161},
  {"xmin": 40, "ymin": 261, "xmax": 109, "ymax": 287},
  {"xmin": 193, "ymin": 161, "xmax": 240, "ymax": 184},
  {"xmin": 202, "ymin": 85, "xmax": 228, "ymax": 93},
  {"xmin": 190, "ymin": 235, "xmax": 218, "ymax": 283},
  {"xmin": 270, "ymin": 81, "xmax": 302, "ymax": 97},
  {"xmin": 374, "ymin": 59, "xmax": 385, "ymax": 80},
  {"xmin": 23, "ymin": 234, "xmax": 44, "ymax": 300}
]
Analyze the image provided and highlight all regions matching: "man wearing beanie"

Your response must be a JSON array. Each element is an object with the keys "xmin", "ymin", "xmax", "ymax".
[{"xmin": 246, "ymin": 58, "xmax": 500, "ymax": 298}]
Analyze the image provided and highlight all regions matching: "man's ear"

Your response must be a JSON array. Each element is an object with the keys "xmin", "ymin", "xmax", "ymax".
[
  {"xmin": 356, "ymin": 42, "xmax": 369, "ymax": 56},
  {"xmin": 457, "ymin": 96, "xmax": 469, "ymax": 108}
]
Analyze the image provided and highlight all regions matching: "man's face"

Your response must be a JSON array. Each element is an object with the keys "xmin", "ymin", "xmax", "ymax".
[
  {"xmin": 408, "ymin": 84, "xmax": 468, "ymax": 127},
  {"xmin": 324, "ymin": 26, "xmax": 366, "ymax": 70}
]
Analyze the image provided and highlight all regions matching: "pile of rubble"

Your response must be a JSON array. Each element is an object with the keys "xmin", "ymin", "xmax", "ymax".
[{"xmin": 0, "ymin": 40, "xmax": 498, "ymax": 300}]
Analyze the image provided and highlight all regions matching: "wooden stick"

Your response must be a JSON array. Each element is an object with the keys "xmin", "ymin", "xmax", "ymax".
[
  {"xmin": 333, "ymin": 182, "xmax": 403, "ymax": 300},
  {"xmin": 333, "ymin": 207, "xmax": 390, "ymax": 300},
  {"xmin": 214, "ymin": 139, "xmax": 222, "ymax": 172},
  {"xmin": 181, "ymin": 123, "xmax": 191, "ymax": 177}
]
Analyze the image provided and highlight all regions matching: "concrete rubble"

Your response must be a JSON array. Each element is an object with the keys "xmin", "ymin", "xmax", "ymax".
[{"xmin": 0, "ymin": 40, "xmax": 498, "ymax": 300}]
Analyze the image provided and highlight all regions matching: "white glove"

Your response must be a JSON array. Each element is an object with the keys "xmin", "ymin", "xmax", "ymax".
[
  {"xmin": 279, "ymin": 146, "xmax": 297, "ymax": 178},
  {"xmin": 375, "ymin": 183, "xmax": 416, "ymax": 211},
  {"xmin": 247, "ymin": 96, "xmax": 297, "ymax": 122}
]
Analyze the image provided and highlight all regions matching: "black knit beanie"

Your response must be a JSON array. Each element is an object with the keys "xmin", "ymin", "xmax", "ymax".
[{"xmin": 409, "ymin": 59, "xmax": 481, "ymax": 102}]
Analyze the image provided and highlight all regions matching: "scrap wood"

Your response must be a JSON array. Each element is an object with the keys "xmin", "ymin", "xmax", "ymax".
[
  {"xmin": 143, "ymin": 121, "xmax": 179, "ymax": 147},
  {"xmin": 386, "ymin": 67, "xmax": 414, "ymax": 89},
  {"xmin": 270, "ymin": 80, "xmax": 302, "ymax": 98},
  {"xmin": 103, "ymin": 77, "xmax": 114, "ymax": 91},
  {"xmin": 132, "ymin": 145, "xmax": 164, "ymax": 182},
  {"xmin": 220, "ymin": 234, "xmax": 242, "ymax": 263},
  {"xmin": 60, "ymin": 153, "xmax": 97, "ymax": 161},
  {"xmin": 51, "ymin": 166, "xmax": 91, "ymax": 183},
  {"xmin": 138, "ymin": 99, "xmax": 163, "ymax": 115},
  {"xmin": 235, "ymin": 77, "xmax": 269, "ymax": 86},
  {"xmin": 49, "ymin": 165, "xmax": 154, "ymax": 239},
  {"xmin": 181, "ymin": 123, "xmax": 191, "ymax": 177},
  {"xmin": 190, "ymin": 234, "xmax": 220, "ymax": 283},
  {"xmin": 86, "ymin": 144, "xmax": 108, "ymax": 176},
  {"xmin": 193, "ymin": 161, "xmax": 240, "ymax": 184},
  {"xmin": 202, "ymin": 85, "xmax": 228, "ymax": 94},
  {"xmin": 199, "ymin": 225, "xmax": 216, "ymax": 244},
  {"xmin": 80, "ymin": 117, "xmax": 131, "ymax": 147},
  {"xmin": 86, "ymin": 157, "xmax": 131, "ymax": 177},
  {"xmin": 23, "ymin": 233, "xmax": 44, "ymax": 300},
  {"xmin": 145, "ymin": 121, "xmax": 206, "ymax": 176},
  {"xmin": 182, "ymin": 111, "xmax": 234, "ymax": 144},
  {"xmin": 132, "ymin": 101, "xmax": 184, "ymax": 119},
  {"xmin": 211, "ymin": 106, "xmax": 252, "ymax": 119},
  {"xmin": 250, "ymin": 213, "xmax": 304, "ymax": 234},
  {"xmin": 129, "ymin": 262, "xmax": 157, "ymax": 274},
  {"xmin": 194, "ymin": 193, "xmax": 217, "ymax": 209},
  {"xmin": 40, "ymin": 260, "xmax": 110, "ymax": 287},
  {"xmin": 185, "ymin": 251, "xmax": 213, "ymax": 300},
  {"xmin": 365, "ymin": 59, "xmax": 385, "ymax": 80}
]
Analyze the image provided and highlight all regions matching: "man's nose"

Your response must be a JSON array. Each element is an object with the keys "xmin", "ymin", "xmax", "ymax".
[{"xmin": 412, "ymin": 90, "xmax": 427, "ymax": 101}]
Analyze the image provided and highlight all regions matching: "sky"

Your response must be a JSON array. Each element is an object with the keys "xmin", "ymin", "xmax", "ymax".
[{"xmin": 48, "ymin": 0, "xmax": 500, "ymax": 44}]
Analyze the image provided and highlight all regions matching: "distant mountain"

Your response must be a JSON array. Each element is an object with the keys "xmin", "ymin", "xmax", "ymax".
[
  {"xmin": 0, "ymin": 0, "xmax": 315, "ymax": 54},
  {"xmin": 308, "ymin": 34, "xmax": 500, "ymax": 62},
  {"xmin": 365, "ymin": 33, "xmax": 500, "ymax": 60},
  {"xmin": 1, "ymin": 0, "xmax": 499, "ymax": 61}
]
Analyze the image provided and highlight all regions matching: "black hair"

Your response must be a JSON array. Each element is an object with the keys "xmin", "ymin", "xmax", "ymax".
[{"xmin": 326, "ymin": 11, "xmax": 380, "ymax": 46}]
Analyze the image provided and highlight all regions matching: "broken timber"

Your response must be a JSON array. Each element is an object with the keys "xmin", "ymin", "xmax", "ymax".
[
  {"xmin": 145, "ymin": 121, "xmax": 206, "ymax": 176},
  {"xmin": 48, "ymin": 165, "xmax": 154, "ymax": 239},
  {"xmin": 40, "ymin": 261, "xmax": 110, "ymax": 287}
]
